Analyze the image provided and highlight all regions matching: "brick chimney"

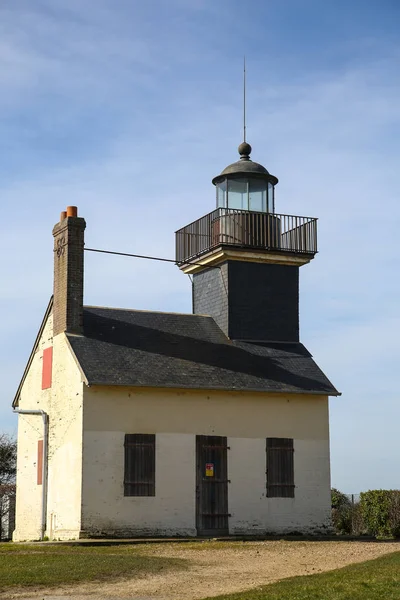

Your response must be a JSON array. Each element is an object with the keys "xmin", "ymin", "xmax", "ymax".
[{"xmin": 52, "ymin": 206, "xmax": 86, "ymax": 336}]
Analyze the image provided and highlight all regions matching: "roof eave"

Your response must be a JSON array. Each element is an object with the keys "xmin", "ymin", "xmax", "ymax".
[
  {"xmin": 212, "ymin": 171, "xmax": 279, "ymax": 186},
  {"xmin": 84, "ymin": 381, "xmax": 340, "ymax": 396}
]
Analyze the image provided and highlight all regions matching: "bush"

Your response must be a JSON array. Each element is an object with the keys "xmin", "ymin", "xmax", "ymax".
[
  {"xmin": 350, "ymin": 501, "xmax": 365, "ymax": 536},
  {"xmin": 360, "ymin": 490, "xmax": 400, "ymax": 538},
  {"xmin": 331, "ymin": 488, "xmax": 353, "ymax": 534},
  {"xmin": 331, "ymin": 488, "xmax": 351, "ymax": 510}
]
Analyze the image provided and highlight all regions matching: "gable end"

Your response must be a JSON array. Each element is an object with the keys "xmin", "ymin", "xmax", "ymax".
[{"xmin": 12, "ymin": 297, "xmax": 54, "ymax": 408}]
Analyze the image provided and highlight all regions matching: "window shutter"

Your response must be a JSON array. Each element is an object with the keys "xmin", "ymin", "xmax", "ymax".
[
  {"xmin": 266, "ymin": 437, "xmax": 294, "ymax": 498},
  {"xmin": 124, "ymin": 434, "xmax": 155, "ymax": 497},
  {"xmin": 42, "ymin": 347, "xmax": 53, "ymax": 390}
]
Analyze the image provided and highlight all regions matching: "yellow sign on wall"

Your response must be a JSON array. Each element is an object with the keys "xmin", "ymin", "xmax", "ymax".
[{"xmin": 205, "ymin": 463, "xmax": 214, "ymax": 477}]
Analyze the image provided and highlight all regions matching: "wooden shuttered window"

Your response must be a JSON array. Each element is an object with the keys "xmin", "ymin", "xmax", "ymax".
[
  {"xmin": 124, "ymin": 434, "xmax": 155, "ymax": 497},
  {"xmin": 266, "ymin": 438, "xmax": 294, "ymax": 498}
]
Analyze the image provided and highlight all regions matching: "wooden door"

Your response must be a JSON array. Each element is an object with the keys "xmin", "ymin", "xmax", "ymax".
[{"xmin": 196, "ymin": 435, "xmax": 229, "ymax": 536}]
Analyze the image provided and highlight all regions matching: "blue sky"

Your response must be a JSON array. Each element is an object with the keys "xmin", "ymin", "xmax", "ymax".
[{"xmin": 1, "ymin": 0, "xmax": 399, "ymax": 493}]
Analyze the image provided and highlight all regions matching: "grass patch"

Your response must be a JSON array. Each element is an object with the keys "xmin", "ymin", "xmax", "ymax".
[
  {"xmin": 0, "ymin": 543, "xmax": 186, "ymax": 590},
  {"xmin": 202, "ymin": 550, "xmax": 400, "ymax": 600}
]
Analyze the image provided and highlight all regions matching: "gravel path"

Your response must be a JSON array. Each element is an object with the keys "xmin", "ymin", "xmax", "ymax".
[{"xmin": 5, "ymin": 540, "xmax": 399, "ymax": 600}]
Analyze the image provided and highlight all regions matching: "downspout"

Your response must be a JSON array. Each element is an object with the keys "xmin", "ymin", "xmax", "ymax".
[{"xmin": 13, "ymin": 409, "xmax": 49, "ymax": 541}]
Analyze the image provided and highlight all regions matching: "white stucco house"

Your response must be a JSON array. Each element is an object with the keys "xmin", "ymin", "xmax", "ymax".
[{"xmin": 13, "ymin": 142, "xmax": 339, "ymax": 541}]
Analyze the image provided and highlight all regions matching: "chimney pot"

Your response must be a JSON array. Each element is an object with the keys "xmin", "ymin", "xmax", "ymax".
[
  {"xmin": 66, "ymin": 206, "xmax": 78, "ymax": 218},
  {"xmin": 60, "ymin": 211, "xmax": 67, "ymax": 221}
]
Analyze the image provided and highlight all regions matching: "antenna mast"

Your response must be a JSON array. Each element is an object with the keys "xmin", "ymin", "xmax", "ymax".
[{"xmin": 243, "ymin": 56, "xmax": 246, "ymax": 143}]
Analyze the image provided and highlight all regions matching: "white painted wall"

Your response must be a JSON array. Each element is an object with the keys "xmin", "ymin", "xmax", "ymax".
[
  {"xmin": 82, "ymin": 432, "xmax": 196, "ymax": 536},
  {"xmin": 14, "ymin": 312, "xmax": 54, "ymax": 541},
  {"xmin": 82, "ymin": 386, "xmax": 331, "ymax": 536},
  {"xmin": 228, "ymin": 438, "xmax": 331, "ymax": 534},
  {"xmin": 45, "ymin": 332, "xmax": 84, "ymax": 540},
  {"xmin": 228, "ymin": 437, "xmax": 267, "ymax": 534},
  {"xmin": 14, "ymin": 311, "xmax": 84, "ymax": 541}
]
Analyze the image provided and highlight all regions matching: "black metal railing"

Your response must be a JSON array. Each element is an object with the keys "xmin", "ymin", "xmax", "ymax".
[{"xmin": 175, "ymin": 208, "xmax": 317, "ymax": 264}]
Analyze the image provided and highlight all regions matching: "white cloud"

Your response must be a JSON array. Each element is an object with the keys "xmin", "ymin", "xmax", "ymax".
[{"xmin": 0, "ymin": 2, "xmax": 399, "ymax": 491}]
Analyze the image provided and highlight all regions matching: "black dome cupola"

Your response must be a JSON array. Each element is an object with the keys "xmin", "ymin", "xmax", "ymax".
[{"xmin": 212, "ymin": 142, "xmax": 279, "ymax": 214}]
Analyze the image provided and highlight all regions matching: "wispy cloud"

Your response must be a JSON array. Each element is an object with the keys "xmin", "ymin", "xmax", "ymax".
[{"xmin": 0, "ymin": 2, "xmax": 399, "ymax": 492}]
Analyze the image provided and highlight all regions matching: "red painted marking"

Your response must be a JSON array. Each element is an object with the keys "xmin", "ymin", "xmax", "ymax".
[{"xmin": 42, "ymin": 347, "xmax": 53, "ymax": 390}]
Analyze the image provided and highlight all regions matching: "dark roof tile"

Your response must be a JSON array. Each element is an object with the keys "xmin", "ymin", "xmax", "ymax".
[{"xmin": 66, "ymin": 306, "xmax": 339, "ymax": 396}]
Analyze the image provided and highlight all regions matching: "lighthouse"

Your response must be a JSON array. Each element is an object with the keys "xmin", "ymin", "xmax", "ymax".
[{"xmin": 176, "ymin": 141, "xmax": 317, "ymax": 344}]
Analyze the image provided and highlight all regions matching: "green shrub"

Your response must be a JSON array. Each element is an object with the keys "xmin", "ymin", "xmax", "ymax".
[
  {"xmin": 350, "ymin": 501, "xmax": 365, "ymax": 536},
  {"xmin": 389, "ymin": 491, "xmax": 400, "ymax": 536},
  {"xmin": 331, "ymin": 488, "xmax": 351, "ymax": 510},
  {"xmin": 360, "ymin": 490, "xmax": 400, "ymax": 538},
  {"xmin": 331, "ymin": 488, "xmax": 352, "ymax": 534}
]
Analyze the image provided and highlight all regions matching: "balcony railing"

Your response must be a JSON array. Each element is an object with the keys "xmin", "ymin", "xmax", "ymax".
[{"xmin": 175, "ymin": 208, "xmax": 317, "ymax": 264}]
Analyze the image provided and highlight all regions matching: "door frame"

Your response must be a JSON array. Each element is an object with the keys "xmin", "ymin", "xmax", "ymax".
[{"xmin": 196, "ymin": 435, "xmax": 229, "ymax": 536}]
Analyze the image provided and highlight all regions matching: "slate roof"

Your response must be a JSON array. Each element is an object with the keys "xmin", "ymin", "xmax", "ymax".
[{"xmin": 66, "ymin": 306, "xmax": 340, "ymax": 396}]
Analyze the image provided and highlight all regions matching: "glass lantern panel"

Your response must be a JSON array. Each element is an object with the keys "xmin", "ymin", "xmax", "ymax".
[
  {"xmin": 268, "ymin": 182, "xmax": 275, "ymax": 213},
  {"xmin": 227, "ymin": 178, "xmax": 248, "ymax": 210},
  {"xmin": 217, "ymin": 179, "xmax": 227, "ymax": 208},
  {"xmin": 249, "ymin": 179, "xmax": 267, "ymax": 212}
]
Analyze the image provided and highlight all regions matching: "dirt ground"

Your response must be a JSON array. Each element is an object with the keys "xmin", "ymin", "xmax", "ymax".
[{"xmin": 5, "ymin": 539, "xmax": 400, "ymax": 600}]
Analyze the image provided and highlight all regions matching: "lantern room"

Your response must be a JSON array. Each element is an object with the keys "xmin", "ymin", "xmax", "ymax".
[
  {"xmin": 212, "ymin": 142, "xmax": 279, "ymax": 213},
  {"xmin": 175, "ymin": 141, "xmax": 317, "ymax": 269}
]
